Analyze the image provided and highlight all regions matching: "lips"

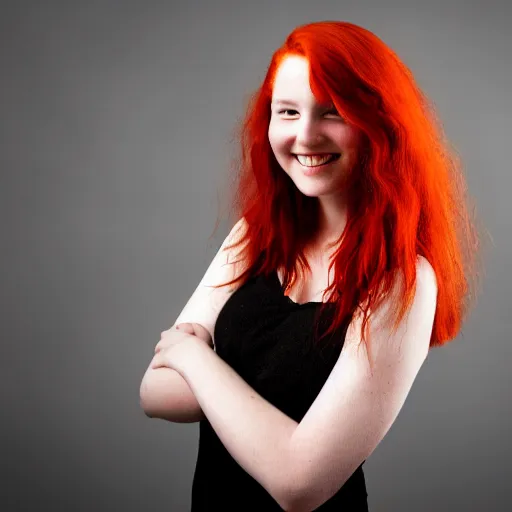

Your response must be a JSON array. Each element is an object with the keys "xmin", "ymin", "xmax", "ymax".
[
  {"xmin": 293, "ymin": 153, "xmax": 340, "ymax": 157},
  {"xmin": 294, "ymin": 153, "xmax": 341, "ymax": 167}
]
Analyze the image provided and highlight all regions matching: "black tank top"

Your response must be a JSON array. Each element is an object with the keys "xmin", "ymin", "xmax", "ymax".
[{"xmin": 191, "ymin": 269, "xmax": 369, "ymax": 511}]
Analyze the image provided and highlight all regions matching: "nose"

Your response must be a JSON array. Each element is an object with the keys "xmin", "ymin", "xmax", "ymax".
[{"xmin": 295, "ymin": 116, "xmax": 324, "ymax": 146}]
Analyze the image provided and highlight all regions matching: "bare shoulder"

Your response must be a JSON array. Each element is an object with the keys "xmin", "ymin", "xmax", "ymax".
[
  {"xmin": 173, "ymin": 217, "xmax": 249, "ymax": 344},
  {"xmin": 344, "ymin": 255, "xmax": 437, "ymax": 361},
  {"xmin": 415, "ymin": 255, "xmax": 438, "ymax": 293},
  {"xmin": 384, "ymin": 255, "xmax": 437, "ymax": 309}
]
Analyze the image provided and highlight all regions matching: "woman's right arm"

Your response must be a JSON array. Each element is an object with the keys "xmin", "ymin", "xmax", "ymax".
[
  {"xmin": 139, "ymin": 217, "xmax": 248, "ymax": 424},
  {"xmin": 140, "ymin": 322, "xmax": 212, "ymax": 422},
  {"xmin": 140, "ymin": 364, "xmax": 206, "ymax": 423}
]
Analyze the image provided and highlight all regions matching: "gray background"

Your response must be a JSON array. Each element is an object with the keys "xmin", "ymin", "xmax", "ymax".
[{"xmin": 1, "ymin": 1, "xmax": 509, "ymax": 511}]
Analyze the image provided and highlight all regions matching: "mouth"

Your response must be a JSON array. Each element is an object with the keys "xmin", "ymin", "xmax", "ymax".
[{"xmin": 293, "ymin": 153, "xmax": 341, "ymax": 167}]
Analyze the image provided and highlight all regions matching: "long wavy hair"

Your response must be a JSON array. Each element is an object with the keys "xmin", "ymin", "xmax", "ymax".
[{"xmin": 207, "ymin": 21, "xmax": 484, "ymax": 360}]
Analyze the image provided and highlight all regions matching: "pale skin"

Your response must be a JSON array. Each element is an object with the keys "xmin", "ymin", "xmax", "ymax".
[
  {"xmin": 140, "ymin": 323, "xmax": 211, "ymax": 423},
  {"xmin": 142, "ymin": 55, "xmax": 438, "ymax": 511},
  {"xmin": 150, "ymin": 257, "xmax": 437, "ymax": 512},
  {"xmin": 268, "ymin": 55, "xmax": 364, "ymax": 243}
]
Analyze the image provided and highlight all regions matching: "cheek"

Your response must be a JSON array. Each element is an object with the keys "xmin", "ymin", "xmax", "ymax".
[
  {"xmin": 333, "ymin": 126, "xmax": 361, "ymax": 146},
  {"xmin": 268, "ymin": 123, "xmax": 290, "ymax": 151}
]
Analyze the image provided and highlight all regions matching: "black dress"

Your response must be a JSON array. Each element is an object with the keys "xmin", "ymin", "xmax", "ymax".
[{"xmin": 191, "ymin": 269, "xmax": 369, "ymax": 511}]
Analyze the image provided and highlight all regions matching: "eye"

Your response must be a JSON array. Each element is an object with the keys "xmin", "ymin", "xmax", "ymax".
[
  {"xmin": 325, "ymin": 108, "xmax": 341, "ymax": 117},
  {"xmin": 278, "ymin": 109, "xmax": 298, "ymax": 116}
]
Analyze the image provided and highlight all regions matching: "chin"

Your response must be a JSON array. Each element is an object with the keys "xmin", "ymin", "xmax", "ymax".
[{"xmin": 291, "ymin": 180, "xmax": 333, "ymax": 197}]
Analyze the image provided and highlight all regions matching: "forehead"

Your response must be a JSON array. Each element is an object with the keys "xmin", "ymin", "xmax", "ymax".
[{"xmin": 271, "ymin": 55, "xmax": 316, "ymax": 102}]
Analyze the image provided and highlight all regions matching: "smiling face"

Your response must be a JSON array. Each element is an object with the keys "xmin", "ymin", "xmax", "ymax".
[{"xmin": 268, "ymin": 55, "xmax": 363, "ymax": 198}]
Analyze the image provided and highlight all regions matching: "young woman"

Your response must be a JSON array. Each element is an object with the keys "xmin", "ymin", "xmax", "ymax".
[{"xmin": 140, "ymin": 21, "xmax": 481, "ymax": 511}]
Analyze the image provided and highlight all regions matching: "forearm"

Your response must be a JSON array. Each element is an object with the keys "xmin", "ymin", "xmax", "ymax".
[
  {"xmin": 140, "ymin": 366, "xmax": 206, "ymax": 423},
  {"xmin": 178, "ymin": 342, "xmax": 299, "ymax": 508}
]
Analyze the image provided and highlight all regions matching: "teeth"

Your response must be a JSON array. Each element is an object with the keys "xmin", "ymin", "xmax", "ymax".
[{"xmin": 296, "ymin": 154, "xmax": 336, "ymax": 167}]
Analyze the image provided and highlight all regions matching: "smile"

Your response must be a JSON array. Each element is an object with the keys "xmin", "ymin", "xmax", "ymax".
[{"xmin": 294, "ymin": 153, "xmax": 341, "ymax": 167}]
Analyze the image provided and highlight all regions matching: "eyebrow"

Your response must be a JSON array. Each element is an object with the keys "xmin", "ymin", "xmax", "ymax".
[
  {"xmin": 271, "ymin": 99, "xmax": 300, "ymax": 106},
  {"xmin": 271, "ymin": 99, "xmax": 335, "ymax": 108}
]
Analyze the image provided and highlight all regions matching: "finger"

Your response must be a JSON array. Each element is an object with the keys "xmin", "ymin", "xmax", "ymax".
[
  {"xmin": 155, "ymin": 324, "xmax": 191, "ymax": 353},
  {"xmin": 150, "ymin": 355, "xmax": 164, "ymax": 369},
  {"xmin": 155, "ymin": 337, "xmax": 167, "ymax": 353},
  {"xmin": 189, "ymin": 323, "xmax": 213, "ymax": 345},
  {"xmin": 155, "ymin": 338, "xmax": 171, "ymax": 353},
  {"xmin": 157, "ymin": 324, "xmax": 189, "ymax": 345},
  {"xmin": 175, "ymin": 323, "xmax": 195, "ymax": 334},
  {"xmin": 155, "ymin": 339, "xmax": 169, "ymax": 354}
]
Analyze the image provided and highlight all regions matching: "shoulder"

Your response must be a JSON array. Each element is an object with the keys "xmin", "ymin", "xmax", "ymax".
[
  {"xmin": 415, "ymin": 255, "xmax": 437, "ymax": 292},
  {"xmin": 172, "ymin": 217, "xmax": 249, "ymax": 340},
  {"xmin": 386, "ymin": 255, "xmax": 437, "ymax": 311},
  {"xmin": 232, "ymin": 216, "xmax": 249, "ymax": 236},
  {"xmin": 390, "ymin": 255, "xmax": 438, "ymax": 331},
  {"xmin": 222, "ymin": 217, "xmax": 250, "ymax": 274},
  {"xmin": 385, "ymin": 255, "xmax": 438, "ymax": 358},
  {"xmin": 223, "ymin": 217, "xmax": 249, "ymax": 252},
  {"xmin": 345, "ymin": 255, "xmax": 437, "ymax": 361},
  {"xmin": 410, "ymin": 255, "xmax": 438, "ymax": 325}
]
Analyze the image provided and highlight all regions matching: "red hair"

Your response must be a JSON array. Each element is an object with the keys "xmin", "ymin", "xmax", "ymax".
[{"xmin": 209, "ymin": 21, "xmax": 484, "ymax": 354}]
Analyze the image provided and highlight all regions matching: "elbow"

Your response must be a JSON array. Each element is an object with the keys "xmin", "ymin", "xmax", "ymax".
[
  {"xmin": 277, "ymin": 496, "xmax": 310, "ymax": 512},
  {"xmin": 278, "ymin": 494, "xmax": 308, "ymax": 512},
  {"xmin": 140, "ymin": 398, "xmax": 153, "ymax": 418},
  {"xmin": 280, "ymin": 492, "xmax": 318, "ymax": 512},
  {"xmin": 281, "ymin": 482, "xmax": 346, "ymax": 512},
  {"xmin": 277, "ymin": 475, "xmax": 328, "ymax": 512},
  {"xmin": 141, "ymin": 405, "xmax": 153, "ymax": 418},
  {"xmin": 272, "ymin": 471, "xmax": 311, "ymax": 512},
  {"xmin": 139, "ymin": 378, "xmax": 154, "ymax": 418}
]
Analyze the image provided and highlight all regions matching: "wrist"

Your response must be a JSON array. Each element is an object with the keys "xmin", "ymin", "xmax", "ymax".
[{"xmin": 174, "ymin": 338, "xmax": 212, "ymax": 378}]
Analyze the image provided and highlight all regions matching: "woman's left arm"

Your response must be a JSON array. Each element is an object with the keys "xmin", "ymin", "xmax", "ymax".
[
  {"xmin": 171, "ymin": 257, "xmax": 438, "ymax": 511},
  {"xmin": 178, "ymin": 342, "xmax": 299, "ymax": 508}
]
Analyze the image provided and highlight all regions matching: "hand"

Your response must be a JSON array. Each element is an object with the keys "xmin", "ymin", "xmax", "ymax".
[
  {"xmin": 179, "ymin": 322, "xmax": 213, "ymax": 347},
  {"xmin": 150, "ymin": 323, "xmax": 213, "ymax": 372},
  {"xmin": 154, "ymin": 322, "xmax": 213, "ymax": 354}
]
